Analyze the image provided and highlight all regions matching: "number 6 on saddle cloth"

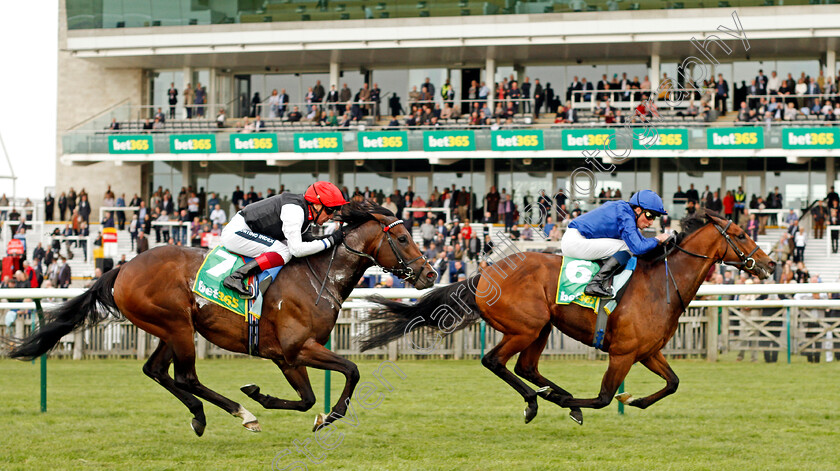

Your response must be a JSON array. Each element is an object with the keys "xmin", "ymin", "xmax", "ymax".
[{"xmin": 555, "ymin": 256, "xmax": 638, "ymax": 350}]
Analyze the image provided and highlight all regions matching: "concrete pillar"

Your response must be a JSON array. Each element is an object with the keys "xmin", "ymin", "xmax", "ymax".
[
  {"xmin": 197, "ymin": 335, "xmax": 208, "ymax": 359},
  {"xmin": 827, "ymin": 156, "xmax": 836, "ymax": 190},
  {"xmin": 137, "ymin": 329, "xmax": 147, "ymax": 360},
  {"xmin": 650, "ymin": 54, "xmax": 661, "ymax": 94},
  {"xmin": 650, "ymin": 157, "xmax": 661, "ymax": 196},
  {"xmin": 208, "ymin": 68, "xmax": 217, "ymax": 116},
  {"xmin": 388, "ymin": 341, "xmax": 398, "ymax": 362},
  {"xmin": 707, "ymin": 307, "xmax": 718, "ymax": 362},
  {"xmin": 486, "ymin": 57, "xmax": 496, "ymax": 114},
  {"xmin": 73, "ymin": 331, "xmax": 83, "ymax": 360},
  {"xmin": 453, "ymin": 330, "xmax": 464, "ymax": 360},
  {"xmin": 182, "ymin": 67, "xmax": 192, "ymax": 120},
  {"xmin": 181, "ymin": 161, "xmax": 192, "ymax": 189},
  {"xmin": 827, "ymin": 50, "xmax": 837, "ymax": 82},
  {"xmin": 329, "ymin": 61, "xmax": 340, "ymax": 89},
  {"xmin": 329, "ymin": 160, "xmax": 339, "ymax": 186},
  {"xmin": 484, "ymin": 158, "xmax": 495, "ymax": 194}
]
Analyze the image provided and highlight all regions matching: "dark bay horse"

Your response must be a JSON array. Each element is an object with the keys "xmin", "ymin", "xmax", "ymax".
[
  {"xmin": 10, "ymin": 201, "xmax": 436, "ymax": 435},
  {"xmin": 360, "ymin": 210, "xmax": 775, "ymax": 424}
]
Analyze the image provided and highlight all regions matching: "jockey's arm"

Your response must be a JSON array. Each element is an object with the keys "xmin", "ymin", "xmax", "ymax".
[
  {"xmin": 618, "ymin": 210, "xmax": 658, "ymax": 255},
  {"xmin": 280, "ymin": 204, "xmax": 336, "ymax": 258}
]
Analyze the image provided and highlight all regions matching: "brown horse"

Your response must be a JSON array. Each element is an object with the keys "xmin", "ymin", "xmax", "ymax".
[
  {"xmin": 360, "ymin": 210, "xmax": 775, "ymax": 424},
  {"xmin": 9, "ymin": 201, "xmax": 436, "ymax": 435}
]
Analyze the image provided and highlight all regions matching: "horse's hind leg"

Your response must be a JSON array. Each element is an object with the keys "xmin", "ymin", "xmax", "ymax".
[
  {"xmin": 142, "ymin": 340, "xmax": 207, "ymax": 436},
  {"xmin": 481, "ymin": 333, "xmax": 542, "ymax": 424},
  {"xmin": 513, "ymin": 324, "xmax": 584, "ymax": 425},
  {"xmin": 562, "ymin": 353, "xmax": 635, "ymax": 410},
  {"xmin": 615, "ymin": 350, "xmax": 679, "ymax": 409},
  {"xmin": 241, "ymin": 362, "xmax": 316, "ymax": 412},
  {"xmin": 168, "ymin": 335, "xmax": 262, "ymax": 433}
]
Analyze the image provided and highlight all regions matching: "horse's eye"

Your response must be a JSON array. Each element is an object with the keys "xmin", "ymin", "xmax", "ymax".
[
  {"xmin": 738, "ymin": 233, "xmax": 746, "ymax": 240},
  {"xmin": 398, "ymin": 236, "xmax": 407, "ymax": 243}
]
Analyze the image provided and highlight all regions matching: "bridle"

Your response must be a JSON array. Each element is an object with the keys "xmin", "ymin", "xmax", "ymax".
[
  {"xmin": 670, "ymin": 219, "xmax": 759, "ymax": 270},
  {"xmin": 660, "ymin": 218, "xmax": 762, "ymax": 312},
  {"xmin": 342, "ymin": 218, "xmax": 427, "ymax": 285}
]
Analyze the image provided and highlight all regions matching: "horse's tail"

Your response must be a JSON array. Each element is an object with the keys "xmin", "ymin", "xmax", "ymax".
[
  {"xmin": 358, "ymin": 275, "xmax": 482, "ymax": 352},
  {"xmin": 8, "ymin": 267, "xmax": 122, "ymax": 361}
]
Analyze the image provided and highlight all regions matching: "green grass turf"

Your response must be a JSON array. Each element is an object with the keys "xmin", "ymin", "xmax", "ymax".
[{"xmin": 0, "ymin": 356, "xmax": 838, "ymax": 471}]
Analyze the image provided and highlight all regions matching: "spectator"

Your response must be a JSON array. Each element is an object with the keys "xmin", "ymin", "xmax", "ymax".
[
  {"xmin": 812, "ymin": 200, "xmax": 827, "ymax": 239},
  {"xmin": 793, "ymin": 226, "xmax": 807, "ymax": 263},
  {"xmin": 136, "ymin": 230, "xmax": 149, "ymax": 255},
  {"xmin": 287, "ymin": 106, "xmax": 302, "ymax": 122},
  {"xmin": 209, "ymin": 203, "xmax": 226, "ymax": 226}
]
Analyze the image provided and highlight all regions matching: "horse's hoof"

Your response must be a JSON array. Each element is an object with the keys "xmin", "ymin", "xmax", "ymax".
[
  {"xmin": 615, "ymin": 392, "xmax": 634, "ymax": 405},
  {"xmin": 191, "ymin": 418, "xmax": 206, "ymax": 437},
  {"xmin": 243, "ymin": 421, "xmax": 262, "ymax": 433},
  {"xmin": 523, "ymin": 402, "xmax": 538, "ymax": 424},
  {"xmin": 569, "ymin": 409, "xmax": 584, "ymax": 425},
  {"xmin": 241, "ymin": 384, "xmax": 260, "ymax": 397},
  {"xmin": 313, "ymin": 412, "xmax": 328, "ymax": 432}
]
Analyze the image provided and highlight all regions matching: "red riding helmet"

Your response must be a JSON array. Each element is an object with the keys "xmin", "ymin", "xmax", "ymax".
[{"xmin": 304, "ymin": 181, "xmax": 348, "ymax": 208}]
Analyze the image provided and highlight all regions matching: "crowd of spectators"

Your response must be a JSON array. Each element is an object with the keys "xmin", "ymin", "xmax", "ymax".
[{"xmin": 734, "ymin": 70, "xmax": 840, "ymax": 122}]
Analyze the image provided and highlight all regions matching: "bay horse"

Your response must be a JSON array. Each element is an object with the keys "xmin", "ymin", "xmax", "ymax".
[
  {"xmin": 9, "ymin": 201, "xmax": 436, "ymax": 435},
  {"xmin": 360, "ymin": 210, "xmax": 775, "ymax": 424}
]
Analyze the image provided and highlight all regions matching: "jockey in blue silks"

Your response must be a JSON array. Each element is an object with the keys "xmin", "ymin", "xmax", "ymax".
[{"xmin": 560, "ymin": 189, "xmax": 670, "ymax": 298}]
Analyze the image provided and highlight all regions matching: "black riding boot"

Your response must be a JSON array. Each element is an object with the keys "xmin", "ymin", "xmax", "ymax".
[
  {"xmin": 223, "ymin": 259, "xmax": 261, "ymax": 299},
  {"xmin": 584, "ymin": 256, "xmax": 625, "ymax": 299}
]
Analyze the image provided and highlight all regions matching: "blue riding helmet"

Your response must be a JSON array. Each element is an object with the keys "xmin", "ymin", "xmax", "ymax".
[{"xmin": 629, "ymin": 190, "xmax": 667, "ymax": 215}]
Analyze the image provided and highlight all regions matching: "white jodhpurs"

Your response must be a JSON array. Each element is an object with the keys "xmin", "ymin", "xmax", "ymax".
[
  {"xmin": 560, "ymin": 228, "xmax": 629, "ymax": 260},
  {"xmin": 220, "ymin": 213, "xmax": 292, "ymax": 263}
]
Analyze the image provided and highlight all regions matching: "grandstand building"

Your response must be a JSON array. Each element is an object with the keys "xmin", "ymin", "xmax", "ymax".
[{"xmin": 58, "ymin": 0, "xmax": 840, "ymax": 218}]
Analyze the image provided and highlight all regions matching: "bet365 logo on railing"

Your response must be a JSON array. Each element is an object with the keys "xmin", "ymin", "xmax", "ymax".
[
  {"xmin": 782, "ymin": 128, "xmax": 840, "ymax": 149},
  {"xmin": 423, "ymin": 131, "xmax": 476, "ymax": 151},
  {"xmin": 293, "ymin": 133, "xmax": 344, "ymax": 153},
  {"xmin": 170, "ymin": 134, "xmax": 216, "ymax": 153},
  {"xmin": 231, "ymin": 133, "xmax": 278, "ymax": 153},
  {"xmin": 491, "ymin": 130, "xmax": 544, "ymax": 151},
  {"xmin": 358, "ymin": 131, "xmax": 408, "ymax": 152},
  {"xmin": 108, "ymin": 135, "xmax": 154, "ymax": 154},
  {"xmin": 706, "ymin": 127, "xmax": 764, "ymax": 149},
  {"xmin": 633, "ymin": 129, "xmax": 689, "ymax": 150},
  {"xmin": 561, "ymin": 129, "xmax": 616, "ymax": 150}
]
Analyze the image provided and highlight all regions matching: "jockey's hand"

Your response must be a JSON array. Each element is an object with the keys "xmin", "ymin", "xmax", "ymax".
[
  {"xmin": 655, "ymin": 233, "xmax": 670, "ymax": 244},
  {"xmin": 328, "ymin": 230, "xmax": 344, "ymax": 247}
]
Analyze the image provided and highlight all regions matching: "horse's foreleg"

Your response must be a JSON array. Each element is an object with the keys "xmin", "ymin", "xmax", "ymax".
[
  {"xmin": 562, "ymin": 353, "xmax": 635, "ymax": 410},
  {"xmin": 513, "ymin": 325, "xmax": 584, "ymax": 425},
  {"xmin": 481, "ymin": 333, "xmax": 541, "ymax": 424},
  {"xmin": 241, "ymin": 362, "xmax": 316, "ymax": 412},
  {"xmin": 615, "ymin": 350, "xmax": 679, "ymax": 409},
  {"xmin": 293, "ymin": 338, "xmax": 360, "ymax": 431},
  {"xmin": 169, "ymin": 335, "xmax": 261, "ymax": 433},
  {"xmin": 142, "ymin": 341, "xmax": 207, "ymax": 437}
]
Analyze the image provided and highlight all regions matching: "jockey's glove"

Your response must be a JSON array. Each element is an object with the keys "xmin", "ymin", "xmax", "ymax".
[{"xmin": 328, "ymin": 230, "xmax": 344, "ymax": 247}]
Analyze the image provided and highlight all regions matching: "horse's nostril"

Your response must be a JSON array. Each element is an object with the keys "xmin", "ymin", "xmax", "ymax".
[{"xmin": 427, "ymin": 271, "xmax": 437, "ymax": 279}]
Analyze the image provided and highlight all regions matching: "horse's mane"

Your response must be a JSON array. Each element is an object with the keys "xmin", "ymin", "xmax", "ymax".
[{"xmin": 335, "ymin": 200, "xmax": 395, "ymax": 230}]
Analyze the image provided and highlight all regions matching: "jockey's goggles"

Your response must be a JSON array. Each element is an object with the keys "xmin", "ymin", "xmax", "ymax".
[
  {"xmin": 323, "ymin": 206, "xmax": 339, "ymax": 215},
  {"xmin": 643, "ymin": 210, "xmax": 659, "ymax": 221}
]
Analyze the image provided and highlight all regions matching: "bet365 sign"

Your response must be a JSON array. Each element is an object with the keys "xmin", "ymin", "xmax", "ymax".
[
  {"xmin": 782, "ymin": 128, "xmax": 840, "ymax": 149},
  {"xmin": 706, "ymin": 127, "xmax": 764, "ymax": 149},
  {"xmin": 294, "ymin": 133, "xmax": 343, "ymax": 152},
  {"xmin": 491, "ymin": 130, "xmax": 544, "ymax": 151},
  {"xmin": 170, "ymin": 134, "xmax": 216, "ymax": 153},
  {"xmin": 423, "ymin": 131, "xmax": 475, "ymax": 151},
  {"xmin": 561, "ymin": 129, "xmax": 615, "ymax": 150},
  {"xmin": 357, "ymin": 132, "xmax": 408, "ymax": 152},
  {"xmin": 108, "ymin": 135, "xmax": 154, "ymax": 154},
  {"xmin": 230, "ymin": 133, "xmax": 278, "ymax": 153}
]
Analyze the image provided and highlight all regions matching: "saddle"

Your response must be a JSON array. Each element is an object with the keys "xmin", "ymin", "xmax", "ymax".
[
  {"xmin": 192, "ymin": 246, "xmax": 284, "ymax": 355},
  {"xmin": 555, "ymin": 256, "xmax": 637, "ymax": 351}
]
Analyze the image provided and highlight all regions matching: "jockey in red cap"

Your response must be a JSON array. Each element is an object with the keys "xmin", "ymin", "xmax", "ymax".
[{"xmin": 221, "ymin": 181, "xmax": 348, "ymax": 298}]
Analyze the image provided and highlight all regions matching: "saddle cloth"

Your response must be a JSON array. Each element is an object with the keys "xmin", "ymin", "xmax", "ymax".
[
  {"xmin": 192, "ymin": 246, "xmax": 283, "ymax": 319},
  {"xmin": 555, "ymin": 256, "xmax": 637, "ymax": 315}
]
